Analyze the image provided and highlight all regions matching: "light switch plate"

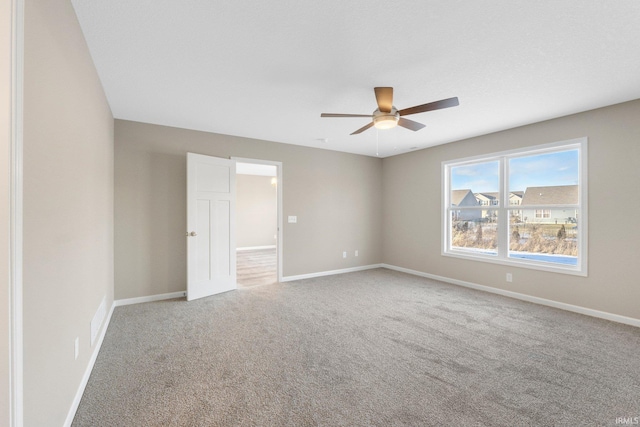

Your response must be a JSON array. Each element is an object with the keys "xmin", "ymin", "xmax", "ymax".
[{"xmin": 288, "ymin": 216, "xmax": 297, "ymax": 223}]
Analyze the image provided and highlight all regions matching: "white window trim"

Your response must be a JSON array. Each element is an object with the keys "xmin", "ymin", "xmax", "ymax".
[{"xmin": 441, "ymin": 138, "xmax": 588, "ymax": 276}]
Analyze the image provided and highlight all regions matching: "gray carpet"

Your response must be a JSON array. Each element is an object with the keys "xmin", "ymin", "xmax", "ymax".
[
  {"xmin": 237, "ymin": 248, "xmax": 277, "ymax": 288},
  {"xmin": 72, "ymin": 269, "xmax": 640, "ymax": 426}
]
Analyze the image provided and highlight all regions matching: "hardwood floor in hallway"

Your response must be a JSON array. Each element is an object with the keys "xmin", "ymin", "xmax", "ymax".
[{"xmin": 236, "ymin": 248, "xmax": 277, "ymax": 287}]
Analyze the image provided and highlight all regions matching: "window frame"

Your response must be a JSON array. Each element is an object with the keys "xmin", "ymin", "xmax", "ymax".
[{"xmin": 442, "ymin": 138, "xmax": 588, "ymax": 276}]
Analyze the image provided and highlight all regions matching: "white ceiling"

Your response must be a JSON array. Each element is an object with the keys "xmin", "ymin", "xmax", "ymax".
[{"xmin": 71, "ymin": 0, "xmax": 640, "ymax": 158}]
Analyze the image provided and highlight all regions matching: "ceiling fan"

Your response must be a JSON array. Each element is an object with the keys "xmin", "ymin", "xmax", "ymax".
[{"xmin": 321, "ymin": 87, "xmax": 459, "ymax": 135}]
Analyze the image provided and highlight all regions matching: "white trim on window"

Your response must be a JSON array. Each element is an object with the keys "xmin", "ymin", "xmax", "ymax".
[{"xmin": 442, "ymin": 138, "xmax": 588, "ymax": 276}]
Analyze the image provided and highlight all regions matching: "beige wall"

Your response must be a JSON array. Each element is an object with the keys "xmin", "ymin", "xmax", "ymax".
[
  {"xmin": 23, "ymin": 0, "xmax": 114, "ymax": 425},
  {"xmin": 237, "ymin": 174, "xmax": 277, "ymax": 248},
  {"xmin": 1, "ymin": 0, "xmax": 13, "ymax": 423},
  {"xmin": 10, "ymin": 2, "xmax": 639, "ymax": 425},
  {"xmin": 115, "ymin": 120, "xmax": 383, "ymax": 299},
  {"xmin": 382, "ymin": 99, "xmax": 640, "ymax": 320}
]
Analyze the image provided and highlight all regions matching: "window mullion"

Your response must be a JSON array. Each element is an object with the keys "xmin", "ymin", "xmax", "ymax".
[{"xmin": 497, "ymin": 157, "xmax": 508, "ymax": 259}]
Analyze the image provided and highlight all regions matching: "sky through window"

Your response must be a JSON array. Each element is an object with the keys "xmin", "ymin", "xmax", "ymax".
[{"xmin": 451, "ymin": 149, "xmax": 579, "ymax": 193}]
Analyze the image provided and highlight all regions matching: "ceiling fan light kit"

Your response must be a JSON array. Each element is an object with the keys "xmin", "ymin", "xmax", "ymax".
[
  {"xmin": 321, "ymin": 87, "xmax": 459, "ymax": 135},
  {"xmin": 373, "ymin": 108, "xmax": 400, "ymax": 130}
]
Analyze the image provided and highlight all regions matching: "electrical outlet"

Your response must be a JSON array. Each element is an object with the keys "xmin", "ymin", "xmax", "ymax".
[
  {"xmin": 355, "ymin": 250, "xmax": 359, "ymax": 257},
  {"xmin": 343, "ymin": 251, "xmax": 347, "ymax": 258},
  {"xmin": 74, "ymin": 337, "xmax": 79, "ymax": 360},
  {"xmin": 506, "ymin": 273, "xmax": 513, "ymax": 283}
]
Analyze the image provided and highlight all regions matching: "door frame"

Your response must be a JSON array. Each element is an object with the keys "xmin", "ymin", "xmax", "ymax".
[
  {"xmin": 6, "ymin": 0, "xmax": 25, "ymax": 425},
  {"xmin": 231, "ymin": 157, "xmax": 283, "ymax": 283}
]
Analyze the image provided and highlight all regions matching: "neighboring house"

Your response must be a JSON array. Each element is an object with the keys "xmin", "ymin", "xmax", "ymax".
[
  {"xmin": 509, "ymin": 191, "xmax": 524, "ymax": 206},
  {"xmin": 508, "ymin": 191, "xmax": 524, "ymax": 221},
  {"xmin": 451, "ymin": 189, "xmax": 481, "ymax": 221},
  {"xmin": 475, "ymin": 192, "xmax": 498, "ymax": 206},
  {"xmin": 520, "ymin": 185, "xmax": 579, "ymax": 224},
  {"xmin": 475, "ymin": 192, "xmax": 499, "ymax": 221}
]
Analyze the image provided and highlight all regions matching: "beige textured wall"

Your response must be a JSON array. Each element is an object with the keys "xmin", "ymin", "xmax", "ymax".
[
  {"xmin": 22, "ymin": 0, "xmax": 114, "ymax": 425},
  {"xmin": 115, "ymin": 120, "xmax": 382, "ymax": 299},
  {"xmin": 382, "ymin": 99, "xmax": 640, "ymax": 320},
  {"xmin": 237, "ymin": 174, "xmax": 277, "ymax": 248},
  {"xmin": 0, "ymin": 0, "xmax": 12, "ymax": 422}
]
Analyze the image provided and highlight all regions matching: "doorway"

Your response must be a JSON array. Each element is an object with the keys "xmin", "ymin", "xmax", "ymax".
[{"xmin": 234, "ymin": 158, "xmax": 282, "ymax": 287}]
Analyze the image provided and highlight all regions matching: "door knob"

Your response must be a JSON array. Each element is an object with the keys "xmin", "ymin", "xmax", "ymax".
[{"xmin": 186, "ymin": 231, "xmax": 197, "ymax": 237}]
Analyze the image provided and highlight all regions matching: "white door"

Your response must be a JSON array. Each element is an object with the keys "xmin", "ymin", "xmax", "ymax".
[{"xmin": 187, "ymin": 153, "xmax": 237, "ymax": 301}]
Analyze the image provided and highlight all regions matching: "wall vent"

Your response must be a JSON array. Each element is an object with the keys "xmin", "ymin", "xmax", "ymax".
[{"xmin": 90, "ymin": 297, "xmax": 107, "ymax": 346}]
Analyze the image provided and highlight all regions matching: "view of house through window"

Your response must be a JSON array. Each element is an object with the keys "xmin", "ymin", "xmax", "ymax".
[
  {"xmin": 449, "ymin": 160, "xmax": 499, "ymax": 255},
  {"xmin": 443, "ymin": 139, "xmax": 586, "ymax": 274}
]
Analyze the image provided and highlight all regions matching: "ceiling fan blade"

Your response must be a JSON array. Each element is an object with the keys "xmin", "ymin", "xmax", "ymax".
[
  {"xmin": 398, "ymin": 97, "xmax": 459, "ymax": 116},
  {"xmin": 350, "ymin": 122, "xmax": 374, "ymax": 135},
  {"xmin": 321, "ymin": 113, "xmax": 372, "ymax": 118},
  {"xmin": 398, "ymin": 117, "xmax": 426, "ymax": 132},
  {"xmin": 374, "ymin": 87, "xmax": 393, "ymax": 113}
]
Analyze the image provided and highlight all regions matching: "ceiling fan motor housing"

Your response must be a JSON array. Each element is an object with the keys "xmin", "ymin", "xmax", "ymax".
[{"xmin": 373, "ymin": 107, "xmax": 400, "ymax": 129}]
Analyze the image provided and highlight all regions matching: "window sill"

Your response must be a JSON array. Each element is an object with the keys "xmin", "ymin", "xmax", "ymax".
[{"xmin": 442, "ymin": 249, "xmax": 587, "ymax": 277}]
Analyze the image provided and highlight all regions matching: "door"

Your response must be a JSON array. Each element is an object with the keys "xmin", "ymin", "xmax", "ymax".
[{"xmin": 187, "ymin": 153, "xmax": 237, "ymax": 301}]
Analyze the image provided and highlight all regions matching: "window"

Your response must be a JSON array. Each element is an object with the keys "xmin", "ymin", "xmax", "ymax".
[
  {"xmin": 443, "ymin": 138, "xmax": 587, "ymax": 275},
  {"xmin": 535, "ymin": 210, "xmax": 551, "ymax": 219}
]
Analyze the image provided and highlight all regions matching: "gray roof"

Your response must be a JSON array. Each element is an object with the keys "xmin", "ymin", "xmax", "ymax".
[
  {"xmin": 521, "ymin": 185, "xmax": 578, "ymax": 205},
  {"xmin": 451, "ymin": 189, "xmax": 476, "ymax": 206},
  {"xmin": 475, "ymin": 192, "xmax": 498, "ymax": 200},
  {"xmin": 475, "ymin": 192, "xmax": 524, "ymax": 203}
]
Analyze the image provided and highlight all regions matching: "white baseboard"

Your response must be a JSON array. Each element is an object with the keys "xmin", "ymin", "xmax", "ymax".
[
  {"xmin": 237, "ymin": 245, "xmax": 276, "ymax": 251},
  {"xmin": 59, "ymin": 263, "xmax": 638, "ymax": 427},
  {"xmin": 381, "ymin": 264, "xmax": 640, "ymax": 328},
  {"xmin": 115, "ymin": 291, "xmax": 187, "ymax": 307},
  {"xmin": 63, "ymin": 301, "xmax": 116, "ymax": 427},
  {"xmin": 281, "ymin": 264, "xmax": 382, "ymax": 282},
  {"xmin": 63, "ymin": 291, "xmax": 186, "ymax": 425}
]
